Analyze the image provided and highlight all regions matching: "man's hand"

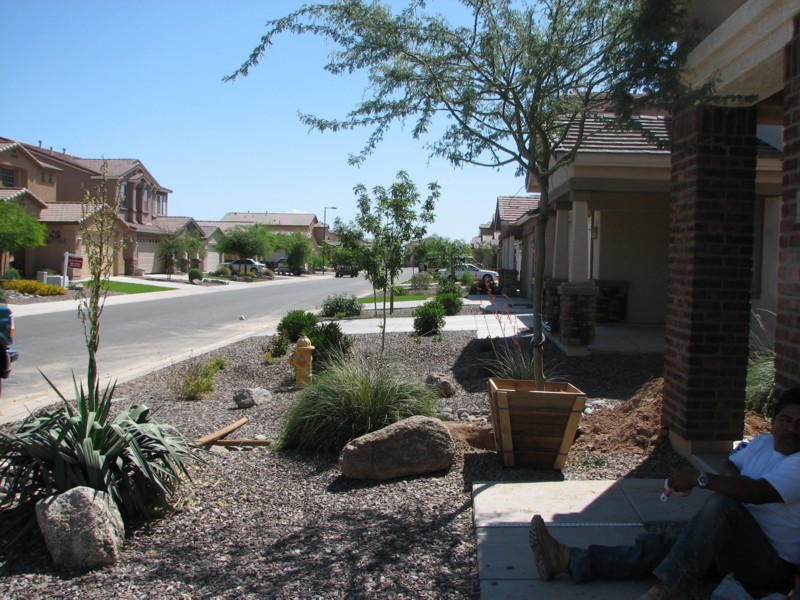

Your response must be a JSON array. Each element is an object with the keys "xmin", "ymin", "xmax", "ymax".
[{"xmin": 667, "ymin": 466, "xmax": 782, "ymax": 504}]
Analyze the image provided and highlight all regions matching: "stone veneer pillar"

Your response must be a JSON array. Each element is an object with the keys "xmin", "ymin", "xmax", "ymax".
[
  {"xmin": 557, "ymin": 282, "xmax": 598, "ymax": 356},
  {"xmin": 664, "ymin": 105, "xmax": 757, "ymax": 456},
  {"xmin": 775, "ymin": 13, "xmax": 800, "ymax": 392}
]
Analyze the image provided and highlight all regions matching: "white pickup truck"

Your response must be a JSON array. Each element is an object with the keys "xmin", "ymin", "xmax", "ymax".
[{"xmin": 437, "ymin": 263, "xmax": 499, "ymax": 283}]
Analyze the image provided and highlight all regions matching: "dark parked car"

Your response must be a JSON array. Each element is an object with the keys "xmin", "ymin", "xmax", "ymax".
[
  {"xmin": 335, "ymin": 265, "xmax": 359, "ymax": 278},
  {"xmin": 1, "ymin": 304, "xmax": 18, "ymax": 398}
]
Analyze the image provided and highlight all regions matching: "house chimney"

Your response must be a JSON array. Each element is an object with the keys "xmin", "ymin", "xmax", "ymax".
[
  {"xmin": 62, "ymin": 148, "xmax": 66, "ymax": 154},
  {"xmin": 38, "ymin": 140, "xmax": 42, "ymax": 148}
]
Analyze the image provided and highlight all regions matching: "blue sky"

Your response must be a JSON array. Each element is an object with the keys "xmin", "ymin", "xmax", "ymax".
[{"xmin": 4, "ymin": 1, "xmax": 527, "ymax": 241}]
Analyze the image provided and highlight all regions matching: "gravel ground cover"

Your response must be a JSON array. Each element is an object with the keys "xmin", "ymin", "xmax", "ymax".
[{"xmin": 0, "ymin": 304, "xmax": 704, "ymax": 599}]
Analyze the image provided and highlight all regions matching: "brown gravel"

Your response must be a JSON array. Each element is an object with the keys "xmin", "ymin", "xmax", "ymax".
[{"xmin": 0, "ymin": 312, "xmax": 735, "ymax": 599}]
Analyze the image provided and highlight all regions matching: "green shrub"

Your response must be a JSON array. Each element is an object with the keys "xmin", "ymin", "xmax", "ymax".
[
  {"xmin": 306, "ymin": 322, "xmax": 353, "ymax": 369},
  {"xmin": 0, "ymin": 280, "xmax": 66, "ymax": 296},
  {"xmin": 413, "ymin": 300, "xmax": 446, "ymax": 336},
  {"xmin": 436, "ymin": 290, "xmax": 463, "ymax": 316},
  {"xmin": 459, "ymin": 271, "xmax": 474, "ymax": 287},
  {"xmin": 277, "ymin": 310, "xmax": 319, "ymax": 342},
  {"xmin": 177, "ymin": 355, "xmax": 226, "ymax": 400},
  {"xmin": 263, "ymin": 333, "xmax": 289, "ymax": 363},
  {"xmin": 0, "ymin": 379, "xmax": 198, "ymax": 543},
  {"xmin": 436, "ymin": 279, "xmax": 463, "ymax": 296},
  {"xmin": 1, "ymin": 267, "xmax": 21, "ymax": 280},
  {"xmin": 321, "ymin": 293, "xmax": 362, "ymax": 318},
  {"xmin": 276, "ymin": 353, "xmax": 439, "ymax": 454},
  {"xmin": 187, "ymin": 268, "xmax": 204, "ymax": 282},
  {"xmin": 409, "ymin": 271, "xmax": 434, "ymax": 292},
  {"xmin": 263, "ymin": 267, "xmax": 275, "ymax": 279},
  {"xmin": 214, "ymin": 265, "xmax": 232, "ymax": 277}
]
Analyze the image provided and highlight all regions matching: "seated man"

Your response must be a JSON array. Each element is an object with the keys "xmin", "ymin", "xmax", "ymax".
[{"xmin": 529, "ymin": 388, "xmax": 800, "ymax": 600}]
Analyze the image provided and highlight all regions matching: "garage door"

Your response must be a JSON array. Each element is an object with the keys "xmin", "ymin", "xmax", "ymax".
[{"xmin": 136, "ymin": 237, "xmax": 160, "ymax": 274}]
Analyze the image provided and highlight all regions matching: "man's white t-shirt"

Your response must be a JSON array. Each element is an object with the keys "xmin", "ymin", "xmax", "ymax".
[{"xmin": 729, "ymin": 433, "xmax": 800, "ymax": 564}]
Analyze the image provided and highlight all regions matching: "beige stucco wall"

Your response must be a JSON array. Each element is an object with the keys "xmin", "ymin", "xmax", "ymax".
[
  {"xmin": 1, "ymin": 149, "xmax": 57, "ymax": 203},
  {"xmin": 593, "ymin": 204, "xmax": 669, "ymax": 324}
]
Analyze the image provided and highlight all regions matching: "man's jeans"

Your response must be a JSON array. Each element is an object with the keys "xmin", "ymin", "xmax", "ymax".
[{"xmin": 568, "ymin": 493, "xmax": 794, "ymax": 593}]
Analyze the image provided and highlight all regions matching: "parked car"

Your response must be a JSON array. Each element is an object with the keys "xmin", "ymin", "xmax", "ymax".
[
  {"xmin": 335, "ymin": 265, "xmax": 359, "ymax": 278},
  {"xmin": 437, "ymin": 263, "xmax": 499, "ymax": 283},
  {"xmin": 275, "ymin": 258, "xmax": 309, "ymax": 276},
  {"xmin": 1, "ymin": 304, "xmax": 18, "ymax": 398},
  {"xmin": 224, "ymin": 258, "xmax": 267, "ymax": 275}
]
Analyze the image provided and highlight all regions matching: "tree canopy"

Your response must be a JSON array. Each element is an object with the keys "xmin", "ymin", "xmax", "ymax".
[
  {"xmin": 227, "ymin": 0, "xmax": 711, "ymax": 385},
  {"xmin": 0, "ymin": 201, "xmax": 46, "ymax": 261},
  {"xmin": 216, "ymin": 224, "xmax": 275, "ymax": 261}
]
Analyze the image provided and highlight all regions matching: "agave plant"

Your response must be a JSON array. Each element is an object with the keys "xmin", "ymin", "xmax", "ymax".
[{"xmin": 0, "ymin": 374, "xmax": 199, "ymax": 542}]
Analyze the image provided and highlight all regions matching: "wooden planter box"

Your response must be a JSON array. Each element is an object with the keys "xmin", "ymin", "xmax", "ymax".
[{"xmin": 488, "ymin": 378, "xmax": 586, "ymax": 470}]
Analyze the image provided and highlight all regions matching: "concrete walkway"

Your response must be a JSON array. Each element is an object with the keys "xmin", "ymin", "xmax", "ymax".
[{"xmin": 474, "ymin": 480, "xmax": 713, "ymax": 599}]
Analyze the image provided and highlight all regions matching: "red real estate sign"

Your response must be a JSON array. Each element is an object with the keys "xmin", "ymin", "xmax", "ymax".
[{"xmin": 67, "ymin": 256, "xmax": 83, "ymax": 269}]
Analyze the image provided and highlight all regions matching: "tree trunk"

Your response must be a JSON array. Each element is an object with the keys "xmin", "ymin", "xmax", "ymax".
[{"xmin": 532, "ymin": 182, "xmax": 552, "ymax": 391}]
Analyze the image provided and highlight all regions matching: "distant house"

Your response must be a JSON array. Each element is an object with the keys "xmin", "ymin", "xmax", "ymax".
[{"xmin": 0, "ymin": 138, "xmax": 186, "ymax": 276}]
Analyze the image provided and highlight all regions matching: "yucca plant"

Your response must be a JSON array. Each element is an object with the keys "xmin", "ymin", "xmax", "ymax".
[
  {"xmin": 277, "ymin": 352, "xmax": 439, "ymax": 454},
  {"xmin": 0, "ymin": 374, "xmax": 199, "ymax": 544},
  {"xmin": 481, "ymin": 336, "xmax": 565, "ymax": 382}
]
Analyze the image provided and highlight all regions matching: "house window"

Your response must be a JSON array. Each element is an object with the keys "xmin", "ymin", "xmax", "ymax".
[
  {"xmin": 156, "ymin": 193, "xmax": 167, "ymax": 216},
  {"xmin": 119, "ymin": 183, "xmax": 128, "ymax": 208},
  {"xmin": 1, "ymin": 167, "xmax": 17, "ymax": 187},
  {"xmin": 143, "ymin": 188, "xmax": 149, "ymax": 212}
]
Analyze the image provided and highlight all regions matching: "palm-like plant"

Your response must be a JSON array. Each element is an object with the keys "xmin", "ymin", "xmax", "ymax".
[{"xmin": 0, "ymin": 375, "xmax": 199, "ymax": 542}]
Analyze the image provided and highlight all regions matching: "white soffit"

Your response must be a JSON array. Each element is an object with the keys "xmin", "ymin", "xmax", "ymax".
[{"xmin": 686, "ymin": 0, "xmax": 795, "ymax": 101}]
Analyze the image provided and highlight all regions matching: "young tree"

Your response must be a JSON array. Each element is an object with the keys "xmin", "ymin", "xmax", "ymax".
[
  {"xmin": 423, "ymin": 235, "xmax": 472, "ymax": 275},
  {"xmin": 159, "ymin": 230, "xmax": 208, "ymax": 279},
  {"xmin": 227, "ymin": 0, "xmax": 709, "ymax": 387},
  {"xmin": 353, "ymin": 170, "xmax": 438, "ymax": 354},
  {"xmin": 216, "ymin": 225, "xmax": 273, "ymax": 264},
  {"xmin": 277, "ymin": 231, "xmax": 313, "ymax": 273},
  {"xmin": 0, "ymin": 201, "xmax": 46, "ymax": 274}
]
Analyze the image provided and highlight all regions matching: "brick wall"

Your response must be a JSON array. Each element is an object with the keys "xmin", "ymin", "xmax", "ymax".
[
  {"xmin": 775, "ymin": 14, "xmax": 800, "ymax": 392},
  {"xmin": 663, "ymin": 105, "xmax": 757, "ymax": 444}
]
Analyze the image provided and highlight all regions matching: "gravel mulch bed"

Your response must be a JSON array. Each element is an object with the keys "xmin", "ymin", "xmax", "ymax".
[{"xmin": 0, "ymin": 310, "xmax": 702, "ymax": 598}]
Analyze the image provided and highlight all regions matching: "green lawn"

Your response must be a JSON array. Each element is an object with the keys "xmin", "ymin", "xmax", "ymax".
[
  {"xmin": 357, "ymin": 292, "xmax": 433, "ymax": 304},
  {"xmin": 82, "ymin": 280, "xmax": 177, "ymax": 294}
]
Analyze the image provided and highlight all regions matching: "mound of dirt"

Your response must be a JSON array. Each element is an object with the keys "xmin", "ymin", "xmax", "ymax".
[{"xmin": 572, "ymin": 378, "xmax": 772, "ymax": 454}]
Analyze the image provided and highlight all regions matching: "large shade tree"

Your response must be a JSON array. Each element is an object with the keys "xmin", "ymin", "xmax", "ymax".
[
  {"xmin": 227, "ymin": 0, "xmax": 710, "ymax": 387},
  {"xmin": 0, "ymin": 200, "xmax": 46, "ymax": 274}
]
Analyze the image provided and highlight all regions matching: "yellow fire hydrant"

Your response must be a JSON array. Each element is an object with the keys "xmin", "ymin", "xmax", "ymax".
[{"xmin": 288, "ymin": 336, "xmax": 315, "ymax": 386}]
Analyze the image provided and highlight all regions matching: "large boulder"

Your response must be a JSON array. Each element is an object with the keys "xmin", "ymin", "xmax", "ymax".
[
  {"xmin": 36, "ymin": 486, "xmax": 125, "ymax": 569},
  {"xmin": 338, "ymin": 416, "xmax": 455, "ymax": 480}
]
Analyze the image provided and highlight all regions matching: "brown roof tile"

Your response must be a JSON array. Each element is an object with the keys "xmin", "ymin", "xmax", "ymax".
[{"xmin": 497, "ymin": 196, "xmax": 539, "ymax": 223}]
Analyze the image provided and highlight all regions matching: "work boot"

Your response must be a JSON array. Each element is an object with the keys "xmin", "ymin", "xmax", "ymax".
[
  {"xmin": 529, "ymin": 514, "xmax": 570, "ymax": 580},
  {"xmin": 635, "ymin": 580, "xmax": 687, "ymax": 600}
]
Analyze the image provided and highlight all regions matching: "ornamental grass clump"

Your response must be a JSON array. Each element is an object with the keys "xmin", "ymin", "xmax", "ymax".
[{"xmin": 276, "ymin": 352, "xmax": 439, "ymax": 454}]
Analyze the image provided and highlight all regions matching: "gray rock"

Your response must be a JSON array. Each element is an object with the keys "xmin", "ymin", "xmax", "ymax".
[
  {"xmin": 425, "ymin": 372, "xmax": 456, "ymax": 398},
  {"xmin": 338, "ymin": 416, "xmax": 455, "ymax": 480},
  {"xmin": 36, "ymin": 486, "xmax": 124, "ymax": 569},
  {"xmin": 233, "ymin": 388, "xmax": 271, "ymax": 409}
]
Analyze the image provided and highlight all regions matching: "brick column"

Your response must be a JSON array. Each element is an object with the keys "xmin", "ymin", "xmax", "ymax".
[
  {"xmin": 775, "ymin": 14, "xmax": 800, "ymax": 392},
  {"xmin": 557, "ymin": 282, "xmax": 598, "ymax": 356},
  {"xmin": 664, "ymin": 105, "xmax": 757, "ymax": 456}
]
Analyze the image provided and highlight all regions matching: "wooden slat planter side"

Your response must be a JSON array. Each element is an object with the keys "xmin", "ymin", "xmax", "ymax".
[{"xmin": 488, "ymin": 378, "xmax": 586, "ymax": 470}]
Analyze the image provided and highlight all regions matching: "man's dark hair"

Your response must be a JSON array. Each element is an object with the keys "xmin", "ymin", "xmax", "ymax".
[{"xmin": 772, "ymin": 388, "xmax": 800, "ymax": 419}]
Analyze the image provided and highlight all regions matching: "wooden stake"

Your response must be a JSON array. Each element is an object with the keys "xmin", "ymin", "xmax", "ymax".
[{"xmin": 195, "ymin": 417, "xmax": 249, "ymax": 446}]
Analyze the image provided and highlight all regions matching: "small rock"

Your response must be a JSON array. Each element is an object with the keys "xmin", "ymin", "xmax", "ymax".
[
  {"xmin": 233, "ymin": 388, "xmax": 271, "ymax": 409},
  {"xmin": 425, "ymin": 373, "xmax": 456, "ymax": 398}
]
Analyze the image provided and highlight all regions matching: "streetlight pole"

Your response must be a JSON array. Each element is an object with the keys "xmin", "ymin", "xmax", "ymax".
[{"xmin": 322, "ymin": 205, "xmax": 337, "ymax": 274}]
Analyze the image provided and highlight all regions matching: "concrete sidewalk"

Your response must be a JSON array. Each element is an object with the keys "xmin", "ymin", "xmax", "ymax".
[{"xmin": 474, "ymin": 479, "xmax": 712, "ymax": 599}]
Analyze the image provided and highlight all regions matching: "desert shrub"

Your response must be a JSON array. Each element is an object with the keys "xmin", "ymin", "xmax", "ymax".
[
  {"xmin": 214, "ymin": 265, "xmax": 232, "ymax": 277},
  {"xmin": 436, "ymin": 290, "xmax": 463, "ymax": 316},
  {"xmin": 1, "ymin": 267, "xmax": 20, "ymax": 280},
  {"xmin": 277, "ymin": 310, "xmax": 318, "ymax": 342},
  {"xmin": 187, "ymin": 268, "xmax": 203, "ymax": 282},
  {"xmin": 176, "ymin": 355, "xmax": 226, "ymax": 400},
  {"xmin": 390, "ymin": 284, "xmax": 407, "ymax": 297},
  {"xmin": 413, "ymin": 300, "xmax": 446, "ymax": 336},
  {"xmin": 0, "ymin": 379, "xmax": 198, "ymax": 543},
  {"xmin": 263, "ymin": 267, "xmax": 275, "ymax": 279},
  {"xmin": 263, "ymin": 333, "xmax": 289, "ymax": 363},
  {"xmin": 0, "ymin": 280, "xmax": 66, "ymax": 296},
  {"xmin": 746, "ymin": 352, "xmax": 775, "ymax": 416},
  {"xmin": 276, "ymin": 353, "xmax": 439, "ymax": 454},
  {"xmin": 321, "ymin": 293, "xmax": 362, "ymax": 318},
  {"xmin": 306, "ymin": 322, "xmax": 353, "ymax": 369},
  {"xmin": 436, "ymin": 279, "xmax": 463, "ymax": 297},
  {"xmin": 480, "ymin": 337, "xmax": 565, "ymax": 381},
  {"xmin": 409, "ymin": 271, "xmax": 434, "ymax": 292},
  {"xmin": 459, "ymin": 271, "xmax": 474, "ymax": 287}
]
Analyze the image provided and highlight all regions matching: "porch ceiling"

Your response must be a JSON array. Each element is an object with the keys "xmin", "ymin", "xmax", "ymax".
[{"xmin": 685, "ymin": 0, "xmax": 795, "ymax": 102}]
